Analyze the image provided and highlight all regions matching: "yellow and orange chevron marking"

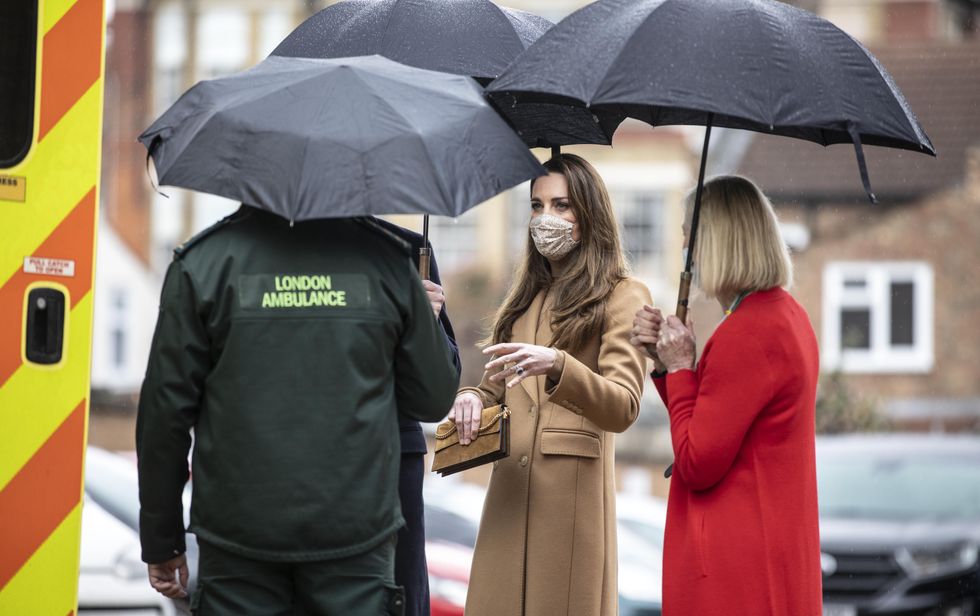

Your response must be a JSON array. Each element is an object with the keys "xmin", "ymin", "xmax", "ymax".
[{"xmin": 0, "ymin": 0, "xmax": 106, "ymax": 613}]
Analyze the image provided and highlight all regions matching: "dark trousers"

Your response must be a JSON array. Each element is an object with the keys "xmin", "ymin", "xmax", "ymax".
[
  {"xmin": 191, "ymin": 536, "xmax": 404, "ymax": 616},
  {"xmin": 395, "ymin": 453, "xmax": 429, "ymax": 616}
]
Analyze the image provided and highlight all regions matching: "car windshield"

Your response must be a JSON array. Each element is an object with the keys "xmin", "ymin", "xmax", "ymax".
[{"xmin": 818, "ymin": 448, "xmax": 980, "ymax": 520}]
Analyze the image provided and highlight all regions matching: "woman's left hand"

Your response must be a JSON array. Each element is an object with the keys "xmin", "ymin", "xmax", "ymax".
[
  {"xmin": 656, "ymin": 315, "xmax": 697, "ymax": 373},
  {"xmin": 484, "ymin": 343, "xmax": 559, "ymax": 389}
]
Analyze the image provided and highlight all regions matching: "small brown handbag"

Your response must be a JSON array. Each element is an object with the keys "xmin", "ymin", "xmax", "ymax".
[{"xmin": 431, "ymin": 405, "xmax": 510, "ymax": 477}]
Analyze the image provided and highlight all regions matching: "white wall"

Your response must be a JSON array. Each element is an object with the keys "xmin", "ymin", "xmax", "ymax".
[{"xmin": 91, "ymin": 224, "xmax": 161, "ymax": 393}]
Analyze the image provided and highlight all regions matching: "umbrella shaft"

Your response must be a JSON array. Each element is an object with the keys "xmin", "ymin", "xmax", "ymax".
[
  {"xmin": 676, "ymin": 114, "xmax": 714, "ymax": 321},
  {"xmin": 674, "ymin": 271, "xmax": 693, "ymax": 324},
  {"xmin": 419, "ymin": 247, "xmax": 431, "ymax": 280},
  {"xmin": 420, "ymin": 215, "xmax": 431, "ymax": 279},
  {"xmin": 685, "ymin": 115, "xmax": 713, "ymax": 273}
]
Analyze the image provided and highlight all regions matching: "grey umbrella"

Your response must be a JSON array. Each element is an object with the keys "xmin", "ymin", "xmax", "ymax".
[
  {"xmin": 140, "ymin": 55, "xmax": 544, "ymax": 223},
  {"xmin": 269, "ymin": 0, "xmax": 622, "ymax": 276},
  {"xmin": 487, "ymin": 0, "xmax": 934, "ymax": 324}
]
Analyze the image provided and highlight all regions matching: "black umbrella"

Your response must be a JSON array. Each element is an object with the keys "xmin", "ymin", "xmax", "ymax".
[
  {"xmin": 139, "ymin": 55, "xmax": 544, "ymax": 223},
  {"xmin": 270, "ymin": 0, "xmax": 623, "ymax": 150},
  {"xmin": 272, "ymin": 0, "xmax": 551, "ymax": 82},
  {"xmin": 270, "ymin": 0, "xmax": 623, "ymax": 275},
  {"xmin": 488, "ymin": 0, "xmax": 935, "ymax": 322}
]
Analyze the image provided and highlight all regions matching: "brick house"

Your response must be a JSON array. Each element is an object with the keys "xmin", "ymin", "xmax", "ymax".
[{"xmin": 735, "ymin": 41, "xmax": 980, "ymax": 430}]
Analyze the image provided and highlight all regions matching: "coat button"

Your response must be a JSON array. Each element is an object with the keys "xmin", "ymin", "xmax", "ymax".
[
  {"xmin": 520, "ymin": 455, "xmax": 529, "ymax": 467},
  {"xmin": 529, "ymin": 404, "xmax": 536, "ymax": 414}
]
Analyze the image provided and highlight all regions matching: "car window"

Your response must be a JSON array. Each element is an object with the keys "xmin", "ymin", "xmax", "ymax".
[{"xmin": 818, "ymin": 452, "xmax": 980, "ymax": 519}]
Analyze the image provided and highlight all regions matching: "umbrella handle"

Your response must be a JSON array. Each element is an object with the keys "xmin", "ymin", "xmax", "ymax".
[
  {"xmin": 675, "ymin": 271, "xmax": 693, "ymax": 324},
  {"xmin": 663, "ymin": 271, "xmax": 693, "ymax": 481},
  {"xmin": 419, "ymin": 247, "xmax": 431, "ymax": 280},
  {"xmin": 644, "ymin": 270, "xmax": 694, "ymax": 368}
]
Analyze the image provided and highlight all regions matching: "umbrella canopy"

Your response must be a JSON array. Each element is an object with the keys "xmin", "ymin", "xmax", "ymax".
[
  {"xmin": 487, "ymin": 0, "xmax": 936, "ymax": 480},
  {"xmin": 139, "ymin": 55, "xmax": 544, "ymax": 222},
  {"xmin": 487, "ymin": 0, "xmax": 935, "ymax": 185},
  {"xmin": 271, "ymin": 0, "xmax": 551, "ymax": 82},
  {"xmin": 270, "ymin": 0, "xmax": 622, "ymax": 148},
  {"xmin": 487, "ymin": 0, "xmax": 935, "ymax": 318}
]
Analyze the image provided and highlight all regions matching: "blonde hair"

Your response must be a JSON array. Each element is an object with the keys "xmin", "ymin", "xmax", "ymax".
[
  {"xmin": 483, "ymin": 154, "xmax": 629, "ymax": 351},
  {"xmin": 685, "ymin": 175, "xmax": 793, "ymax": 299}
]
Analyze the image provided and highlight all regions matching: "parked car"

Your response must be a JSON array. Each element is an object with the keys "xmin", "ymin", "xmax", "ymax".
[
  {"xmin": 616, "ymin": 494, "xmax": 667, "ymax": 616},
  {"xmin": 422, "ymin": 480, "xmax": 665, "ymax": 616},
  {"xmin": 426, "ymin": 540, "xmax": 472, "ymax": 616},
  {"xmin": 817, "ymin": 435, "xmax": 980, "ymax": 616},
  {"xmin": 78, "ymin": 495, "xmax": 177, "ymax": 615},
  {"xmin": 82, "ymin": 447, "xmax": 196, "ymax": 614}
]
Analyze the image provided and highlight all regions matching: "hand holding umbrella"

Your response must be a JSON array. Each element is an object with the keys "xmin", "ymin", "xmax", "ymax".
[
  {"xmin": 655, "ymin": 316, "xmax": 697, "ymax": 374},
  {"xmin": 631, "ymin": 304, "xmax": 666, "ymax": 371}
]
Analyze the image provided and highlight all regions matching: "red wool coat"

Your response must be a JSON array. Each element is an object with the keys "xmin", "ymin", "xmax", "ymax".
[{"xmin": 654, "ymin": 288, "xmax": 823, "ymax": 616}]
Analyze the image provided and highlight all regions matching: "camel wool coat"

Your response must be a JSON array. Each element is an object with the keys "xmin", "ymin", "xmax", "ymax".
[{"xmin": 459, "ymin": 278, "xmax": 652, "ymax": 616}]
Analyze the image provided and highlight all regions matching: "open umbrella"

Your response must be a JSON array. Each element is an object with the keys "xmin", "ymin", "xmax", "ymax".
[
  {"xmin": 487, "ymin": 0, "xmax": 935, "ymax": 322},
  {"xmin": 270, "ymin": 0, "xmax": 622, "ymax": 149},
  {"xmin": 270, "ymin": 0, "xmax": 623, "ymax": 274},
  {"xmin": 140, "ymin": 55, "xmax": 544, "ymax": 223}
]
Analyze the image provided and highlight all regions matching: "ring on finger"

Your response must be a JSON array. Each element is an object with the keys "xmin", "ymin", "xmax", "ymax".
[{"xmin": 515, "ymin": 364, "xmax": 526, "ymax": 376}]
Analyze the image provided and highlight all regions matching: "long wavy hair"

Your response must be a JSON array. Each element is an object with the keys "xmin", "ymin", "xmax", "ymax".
[{"xmin": 484, "ymin": 154, "xmax": 629, "ymax": 351}]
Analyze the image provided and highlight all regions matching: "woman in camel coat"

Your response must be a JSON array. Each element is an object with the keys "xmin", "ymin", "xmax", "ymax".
[{"xmin": 450, "ymin": 154, "xmax": 651, "ymax": 616}]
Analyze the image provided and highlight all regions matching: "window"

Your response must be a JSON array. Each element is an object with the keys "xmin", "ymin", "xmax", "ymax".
[
  {"xmin": 0, "ymin": 0, "xmax": 38, "ymax": 167},
  {"xmin": 197, "ymin": 8, "xmax": 249, "ymax": 79},
  {"xmin": 153, "ymin": 3, "xmax": 187, "ymax": 114},
  {"xmin": 109, "ymin": 288, "xmax": 128, "ymax": 370},
  {"xmin": 428, "ymin": 211, "xmax": 480, "ymax": 275},
  {"xmin": 619, "ymin": 191, "xmax": 665, "ymax": 267},
  {"xmin": 822, "ymin": 262, "xmax": 933, "ymax": 373}
]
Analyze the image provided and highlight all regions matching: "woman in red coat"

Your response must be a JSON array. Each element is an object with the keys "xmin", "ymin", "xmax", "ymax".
[{"xmin": 631, "ymin": 175, "xmax": 823, "ymax": 615}]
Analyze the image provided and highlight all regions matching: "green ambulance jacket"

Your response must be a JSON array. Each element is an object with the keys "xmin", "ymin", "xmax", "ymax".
[{"xmin": 136, "ymin": 207, "xmax": 459, "ymax": 563}]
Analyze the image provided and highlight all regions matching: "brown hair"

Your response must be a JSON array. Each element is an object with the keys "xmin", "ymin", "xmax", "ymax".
[
  {"xmin": 484, "ymin": 154, "xmax": 629, "ymax": 351},
  {"xmin": 685, "ymin": 175, "xmax": 793, "ymax": 299}
]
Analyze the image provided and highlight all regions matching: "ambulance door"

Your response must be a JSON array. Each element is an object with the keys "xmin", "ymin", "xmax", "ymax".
[{"xmin": 0, "ymin": 0, "xmax": 107, "ymax": 612}]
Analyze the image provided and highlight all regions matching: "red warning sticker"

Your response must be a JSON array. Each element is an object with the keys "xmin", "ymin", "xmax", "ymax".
[{"xmin": 23, "ymin": 256, "xmax": 76, "ymax": 277}]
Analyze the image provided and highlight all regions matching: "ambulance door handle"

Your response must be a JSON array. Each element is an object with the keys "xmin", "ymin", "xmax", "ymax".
[{"xmin": 25, "ymin": 287, "xmax": 65, "ymax": 365}]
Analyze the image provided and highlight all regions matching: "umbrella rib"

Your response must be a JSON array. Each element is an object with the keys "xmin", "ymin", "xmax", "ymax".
[
  {"xmin": 415, "ymin": 120, "xmax": 465, "ymax": 216},
  {"xmin": 488, "ymin": 2, "xmax": 536, "ymax": 55},
  {"xmin": 839, "ymin": 34, "xmax": 933, "ymax": 151},
  {"xmin": 748, "ymin": 3, "xmax": 778, "ymax": 130},
  {"xmin": 377, "ymin": 0, "xmax": 407, "ymax": 58},
  {"xmin": 592, "ymin": 0, "xmax": 675, "ymax": 106}
]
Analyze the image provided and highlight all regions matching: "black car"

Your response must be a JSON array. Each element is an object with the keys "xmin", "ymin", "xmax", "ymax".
[{"xmin": 817, "ymin": 435, "xmax": 980, "ymax": 616}]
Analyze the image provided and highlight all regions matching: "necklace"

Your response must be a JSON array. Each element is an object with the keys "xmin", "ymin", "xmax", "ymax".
[{"xmin": 724, "ymin": 290, "xmax": 752, "ymax": 317}]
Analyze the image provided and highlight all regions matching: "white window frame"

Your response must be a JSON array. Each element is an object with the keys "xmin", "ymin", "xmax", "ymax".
[
  {"xmin": 428, "ymin": 210, "xmax": 481, "ymax": 275},
  {"xmin": 619, "ymin": 190, "xmax": 666, "ymax": 267},
  {"xmin": 822, "ymin": 261, "xmax": 934, "ymax": 374}
]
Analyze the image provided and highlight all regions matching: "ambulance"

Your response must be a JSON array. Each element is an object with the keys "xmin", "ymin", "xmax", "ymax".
[{"xmin": 1, "ymin": 0, "xmax": 107, "ymax": 612}]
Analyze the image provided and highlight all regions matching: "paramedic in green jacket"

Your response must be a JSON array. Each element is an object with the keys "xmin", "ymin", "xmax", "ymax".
[{"xmin": 135, "ymin": 206, "xmax": 459, "ymax": 615}]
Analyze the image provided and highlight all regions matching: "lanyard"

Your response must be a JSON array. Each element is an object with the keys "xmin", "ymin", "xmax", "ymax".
[{"xmin": 724, "ymin": 290, "xmax": 752, "ymax": 317}]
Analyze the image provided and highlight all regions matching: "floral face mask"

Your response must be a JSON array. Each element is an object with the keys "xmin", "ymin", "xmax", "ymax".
[{"xmin": 530, "ymin": 213, "xmax": 580, "ymax": 260}]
